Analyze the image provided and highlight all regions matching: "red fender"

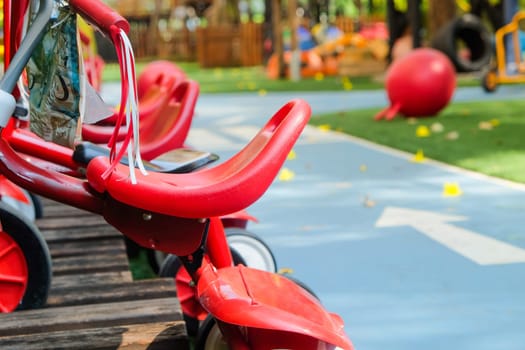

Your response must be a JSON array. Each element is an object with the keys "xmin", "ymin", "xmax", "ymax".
[
  {"xmin": 197, "ymin": 263, "xmax": 353, "ymax": 350},
  {"xmin": 221, "ymin": 209, "xmax": 258, "ymax": 229}
]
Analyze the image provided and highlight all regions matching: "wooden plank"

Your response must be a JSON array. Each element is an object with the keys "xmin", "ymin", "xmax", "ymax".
[
  {"xmin": 51, "ymin": 253, "xmax": 130, "ymax": 276},
  {"xmin": 0, "ymin": 297, "xmax": 183, "ymax": 337},
  {"xmin": 47, "ymin": 238, "xmax": 125, "ymax": 258},
  {"xmin": 0, "ymin": 199, "xmax": 190, "ymax": 349},
  {"xmin": 41, "ymin": 225, "xmax": 122, "ymax": 242},
  {"xmin": 50, "ymin": 271, "xmax": 133, "ymax": 290},
  {"xmin": 37, "ymin": 215, "xmax": 108, "ymax": 230},
  {"xmin": 0, "ymin": 321, "xmax": 188, "ymax": 350},
  {"xmin": 38, "ymin": 202, "xmax": 93, "ymax": 218},
  {"xmin": 46, "ymin": 278, "xmax": 177, "ymax": 308}
]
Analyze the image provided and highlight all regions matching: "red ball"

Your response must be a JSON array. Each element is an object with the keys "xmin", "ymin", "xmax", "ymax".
[{"xmin": 376, "ymin": 48, "xmax": 456, "ymax": 120}]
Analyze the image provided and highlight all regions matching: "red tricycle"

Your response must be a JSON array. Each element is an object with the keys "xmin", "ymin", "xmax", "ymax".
[{"xmin": 0, "ymin": 0, "xmax": 353, "ymax": 348}]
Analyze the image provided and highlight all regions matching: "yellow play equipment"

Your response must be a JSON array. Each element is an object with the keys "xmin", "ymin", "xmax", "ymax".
[{"xmin": 482, "ymin": 11, "xmax": 525, "ymax": 92}]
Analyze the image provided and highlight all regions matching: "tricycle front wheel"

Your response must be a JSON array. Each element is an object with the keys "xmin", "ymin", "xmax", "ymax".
[{"xmin": 195, "ymin": 315, "xmax": 228, "ymax": 350}]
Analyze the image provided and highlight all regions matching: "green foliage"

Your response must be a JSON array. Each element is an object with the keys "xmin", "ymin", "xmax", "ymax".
[
  {"xmin": 310, "ymin": 99, "xmax": 525, "ymax": 183},
  {"xmin": 128, "ymin": 250, "xmax": 156, "ymax": 280}
]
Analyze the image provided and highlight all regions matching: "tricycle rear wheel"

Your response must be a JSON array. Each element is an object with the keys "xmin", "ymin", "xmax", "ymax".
[{"xmin": 0, "ymin": 202, "xmax": 51, "ymax": 312}]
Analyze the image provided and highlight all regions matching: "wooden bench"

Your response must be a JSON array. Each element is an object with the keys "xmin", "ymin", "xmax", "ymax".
[{"xmin": 0, "ymin": 199, "xmax": 189, "ymax": 350}]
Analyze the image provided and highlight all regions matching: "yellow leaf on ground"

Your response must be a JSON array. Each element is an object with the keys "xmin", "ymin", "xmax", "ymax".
[
  {"xmin": 342, "ymin": 76, "xmax": 353, "ymax": 90},
  {"xmin": 443, "ymin": 182, "xmax": 463, "ymax": 197},
  {"xmin": 411, "ymin": 149, "xmax": 426, "ymax": 163},
  {"xmin": 445, "ymin": 131, "xmax": 459, "ymax": 140},
  {"xmin": 287, "ymin": 149, "xmax": 297, "ymax": 160},
  {"xmin": 416, "ymin": 125, "xmax": 431, "ymax": 138},
  {"xmin": 479, "ymin": 121, "xmax": 493, "ymax": 130},
  {"xmin": 317, "ymin": 124, "xmax": 331, "ymax": 132},
  {"xmin": 431, "ymin": 122, "xmax": 444, "ymax": 133},
  {"xmin": 258, "ymin": 89, "xmax": 267, "ymax": 96},
  {"xmin": 278, "ymin": 267, "xmax": 294, "ymax": 274},
  {"xmin": 278, "ymin": 168, "xmax": 295, "ymax": 182},
  {"xmin": 490, "ymin": 118, "xmax": 500, "ymax": 127},
  {"xmin": 362, "ymin": 195, "xmax": 376, "ymax": 207}
]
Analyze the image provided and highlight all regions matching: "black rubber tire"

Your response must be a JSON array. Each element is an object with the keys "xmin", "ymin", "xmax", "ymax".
[
  {"xmin": 281, "ymin": 274, "xmax": 320, "ymax": 300},
  {"xmin": 225, "ymin": 227, "xmax": 277, "ymax": 273},
  {"xmin": 431, "ymin": 14, "xmax": 492, "ymax": 72},
  {"xmin": 28, "ymin": 192, "xmax": 43, "ymax": 219},
  {"xmin": 0, "ymin": 202, "xmax": 52, "ymax": 310},
  {"xmin": 159, "ymin": 248, "xmax": 246, "ymax": 336},
  {"xmin": 194, "ymin": 315, "xmax": 229, "ymax": 350}
]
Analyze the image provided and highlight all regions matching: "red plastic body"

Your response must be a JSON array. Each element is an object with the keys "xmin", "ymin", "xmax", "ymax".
[
  {"xmin": 197, "ymin": 263, "xmax": 353, "ymax": 350},
  {"xmin": 137, "ymin": 60, "xmax": 186, "ymax": 99},
  {"xmin": 82, "ymin": 79, "xmax": 198, "ymax": 160},
  {"xmin": 6, "ymin": 129, "xmax": 82, "ymax": 171},
  {"xmin": 86, "ymin": 99, "xmax": 311, "ymax": 218},
  {"xmin": 221, "ymin": 210, "xmax": 258, "ymax": 229}
]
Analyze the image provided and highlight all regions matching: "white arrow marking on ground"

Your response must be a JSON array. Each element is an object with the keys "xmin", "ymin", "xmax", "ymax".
[{"xmin": 375, "ymin": 206, "xmax": 525, "ymax": 265}]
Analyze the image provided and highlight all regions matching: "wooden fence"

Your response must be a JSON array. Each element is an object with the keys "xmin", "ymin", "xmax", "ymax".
[{"xmin": 196, "ymin": 23, "xmax": 263, "ymax": 67}]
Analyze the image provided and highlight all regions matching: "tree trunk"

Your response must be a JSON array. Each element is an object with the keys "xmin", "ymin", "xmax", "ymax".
[
  {"xmin": 148, "ymin": 0, "xmax": 162, "ymax": 57},
  {"xmin": 428, "ymin": 0, "xmax": 456, "ymax": 40}
]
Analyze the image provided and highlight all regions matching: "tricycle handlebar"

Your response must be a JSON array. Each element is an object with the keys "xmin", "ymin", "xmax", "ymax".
[{"xmin": 69, "ymin": 0, "xmax": 130, "ymax": 34}]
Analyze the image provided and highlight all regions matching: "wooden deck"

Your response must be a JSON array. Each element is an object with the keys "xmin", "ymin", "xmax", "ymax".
[{"xmin": 0, "ymin": 199, "xmax": 189, "ymax": 349}]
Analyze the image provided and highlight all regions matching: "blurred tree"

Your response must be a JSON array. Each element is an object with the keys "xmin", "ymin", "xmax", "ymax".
[
  {"xmin": 205, "ymin": 0, "xmax": 240, "ymax": 25},
  {"xmin": 428, "ymin": 0, "xmax": 455, "ymax": 39}
]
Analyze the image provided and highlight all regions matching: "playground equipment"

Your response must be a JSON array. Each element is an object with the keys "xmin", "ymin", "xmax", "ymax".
[
  {"xmin": 267, "ymin": 25, "xmax": 389, "ymax": 79},
  {"xmin": 387, "ymin": 0, "xmax": 492, "ymax": 72},
  {"xmin": 375, "ymin": 48, "xmax": 456, "ymax": 121},
  {"xmin": 0, "ymin": 0, "xmax": 353, "ymax": 348},
  {"xmin": 431, "ymin": 13, "xmax": 492, "ymax": 72},
  {"xmin": 481, "ymin": 10, "xmax": 525, "ymax": 92}
]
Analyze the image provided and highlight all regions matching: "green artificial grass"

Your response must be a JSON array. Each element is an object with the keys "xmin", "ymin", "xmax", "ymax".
[
  {"xmin": 310, "ymin": 99, "xmax": 525, "ymax": 184},
  {"xmin": 103, "ymin": 61, "xmax": 384, "ymax": 92}
]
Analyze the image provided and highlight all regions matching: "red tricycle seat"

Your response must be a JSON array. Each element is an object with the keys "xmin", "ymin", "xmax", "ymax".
[
  {"xmin": 81, "ymin": 75, "xmax": 178, "ymax": 141},
  {"xmin": 85, "ymin": 99, "xmax": 310, "ymax": 219},
  {"xmin": 82, "ymin": 80, "xmax": 199, "ymax": 161}
]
